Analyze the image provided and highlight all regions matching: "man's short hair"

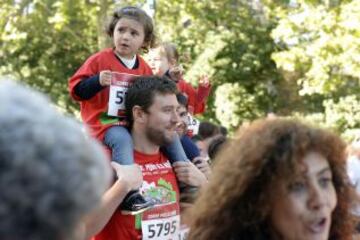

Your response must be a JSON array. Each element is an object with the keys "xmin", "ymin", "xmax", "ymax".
[
  {"xmin": 0, "ymin": 80, "xmax": 110, "ymax": 240},
  {"xmin": 125, "ymin": 76, "xmax": 178, "ymax": 127}
]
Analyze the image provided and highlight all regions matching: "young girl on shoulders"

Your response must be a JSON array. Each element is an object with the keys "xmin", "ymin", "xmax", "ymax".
[{"xmin": 69, "ymin": 6, "xmax": 156, "ymax": 215}]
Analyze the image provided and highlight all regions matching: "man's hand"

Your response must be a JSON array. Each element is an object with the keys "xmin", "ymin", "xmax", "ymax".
[
  {"xmin": 99, "ymin": 70, "xmax": 112, "ymax": 86},
  {"xmin": 111, "ymin": 162, "xmax": 143, "ymax": 192},
  {"xmin": 193, "ymin": 156, "xmax": 211, "ymax": 179},
  {"xmin": 168, "ymin": 65, "xmax": 184, "ymax": 82},
  {"xmin": 173, "ymin": 161, "xmax": 207, "ymax": 187}
]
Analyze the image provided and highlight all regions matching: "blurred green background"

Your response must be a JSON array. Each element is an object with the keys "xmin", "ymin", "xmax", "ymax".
[{"xmin": 1, "ymin": 0, "xmax": 359, "ymax": 139}]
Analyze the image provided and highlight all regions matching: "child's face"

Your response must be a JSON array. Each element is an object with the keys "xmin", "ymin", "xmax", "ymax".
[
  {"xmin": 113, "ymin": 17, "xmax": 145, "ymax": 59},
  {"xmin": 147, "ymin": 48, "xmax": 173, "ymax": 76}
]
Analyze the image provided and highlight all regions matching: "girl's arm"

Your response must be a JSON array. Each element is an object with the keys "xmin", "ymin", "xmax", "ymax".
[
  {"xmin": 196, "ymin": 75, "xmax": 211, "ymax": 103},
  {"xmin": 74, "ymin": 75, "xmax": 104, "ymax": 100},
  {"xmin": 74, "ymin": 70, "xmax": 112, "ymax": 100}
]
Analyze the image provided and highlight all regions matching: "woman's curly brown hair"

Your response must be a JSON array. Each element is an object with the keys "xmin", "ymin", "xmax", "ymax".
[{"xmin": 188, "ymin": 118, "xmax": 355, "ymax": 240}]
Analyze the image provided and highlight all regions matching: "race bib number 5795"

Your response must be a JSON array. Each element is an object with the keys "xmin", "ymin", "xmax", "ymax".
[{"xmin": 142, "ymin": 215, "xmax": 180, "ymax": 240}]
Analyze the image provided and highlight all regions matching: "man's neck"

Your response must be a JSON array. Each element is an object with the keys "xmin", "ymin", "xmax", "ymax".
[{"xmin": 131, "ymin": 128, "xmax": 160, "ymax": 154}]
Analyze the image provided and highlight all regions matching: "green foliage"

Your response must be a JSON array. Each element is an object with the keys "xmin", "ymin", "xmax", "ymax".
[
  {"xmin": 154, "ymin": 0, "xmax": 282, "ymax": 128},
  {"xmin": 271, "ymin": 0, "xmax": 360, "ymax": 134},
  {"xmin": 215, "ymin": 83, "xmax": 262, "ymax": 131},
  {"xmin": 1, "ymin": 0, "xmax": 359, "ymax": 135},
  {"xmin": 324, "ymin": 95, "xmax": 360, "ymax": 132},
  {"xmin": 0, "ymin": 0, "xmax": 101, "ymax": 114}
]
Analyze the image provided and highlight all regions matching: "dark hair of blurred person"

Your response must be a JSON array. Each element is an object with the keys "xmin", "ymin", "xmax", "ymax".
[
  {"xmin": 207, "ymin": 135, "xmax": 227, "ymax": 161},
  {"xmin": 219, "ymin": 125, "xmax": 228, "ymax": 137},
  {"xmin": 198, "ymin": 121, "xmax": 220, "ymax": 140},
  {"xmin": 188, "ymin": 118, "xmax": 356, "ymax": 240}
]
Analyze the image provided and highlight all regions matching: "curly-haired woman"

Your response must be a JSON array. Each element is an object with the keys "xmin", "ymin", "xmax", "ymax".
[{"xmin": 188, "ymin": 118, "xmax": 356, "ymax": 240}]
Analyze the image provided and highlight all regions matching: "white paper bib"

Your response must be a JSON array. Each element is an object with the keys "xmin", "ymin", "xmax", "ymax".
[{"xmin": 108, "ymin": 72, "xmax": 138, "ymax": 118}]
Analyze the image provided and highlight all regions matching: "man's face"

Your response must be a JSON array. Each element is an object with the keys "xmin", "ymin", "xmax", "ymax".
[
  {"xmin": 144, "ymin": 93, "xmax": 180, "ymax": 146},
  {"xmin": 176, "ymin": 104, "xmax": 188, "ymax": 136}
]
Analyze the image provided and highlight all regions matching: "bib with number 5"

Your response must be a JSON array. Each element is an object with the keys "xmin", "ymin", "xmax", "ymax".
[{"xmin": 108, "ymin": 72, "xmax": 138, "ymax": 118}]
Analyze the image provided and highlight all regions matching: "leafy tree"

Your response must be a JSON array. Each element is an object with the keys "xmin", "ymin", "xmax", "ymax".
[
  {"xmin": 0, "ymin": 0, "xmax": 103, "ymax": 113},
  {"xmin": 271, "ymin": 0, "xmax": 360, "ymax": 134},
  {"xmin": 1, "ymin": 0, "xmax": 359, "ymax": 137},
  {"xmin": 0, "ymin": 0, "xmax": 155, "ymax": 114},
  {"xmin": 154, "ymin": 0, "xmax": 283, "ymax": 129}
]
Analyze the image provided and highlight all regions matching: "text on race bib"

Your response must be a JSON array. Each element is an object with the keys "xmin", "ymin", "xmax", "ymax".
[
  {"xmin": 107, "ymin": 72, "xmax": 138, "ymax": 118},
  {"xmin": 142, "ymin": 215, "xmax": 180, "ymax": 240}
]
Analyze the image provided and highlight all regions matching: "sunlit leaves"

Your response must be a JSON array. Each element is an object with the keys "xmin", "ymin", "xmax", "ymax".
[{"xmin": 271, "ymin": 0, "xmax": 360, "ymax": 133}]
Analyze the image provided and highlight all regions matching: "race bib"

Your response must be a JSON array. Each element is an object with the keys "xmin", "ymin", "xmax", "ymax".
[
  {"xmin": 108, "ymin": 72, "xmax": 137, "ymax": 117},
  {"xmin": 186, "ymin": 113, "xmax": 200, "ymax": 136},
  {"xmin": 142, "ymin": 215, "xmax": 180, "ymax": 240}
]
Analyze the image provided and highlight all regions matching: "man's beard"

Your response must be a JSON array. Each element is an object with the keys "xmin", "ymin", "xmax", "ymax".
[{"xmin": 145, "ymin": 125, "xmax": 174, "ymax": 147}]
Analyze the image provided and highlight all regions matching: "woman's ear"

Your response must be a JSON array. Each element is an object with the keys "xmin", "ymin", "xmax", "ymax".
[{"xmin": 132, "ymin": 105, "xmax": 146, "ymax": 124}]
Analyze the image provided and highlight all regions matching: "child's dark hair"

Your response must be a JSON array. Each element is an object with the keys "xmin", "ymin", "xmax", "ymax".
[{"xmin": 106, "ymin": 6, "xmax": 156, "ymax": 52}]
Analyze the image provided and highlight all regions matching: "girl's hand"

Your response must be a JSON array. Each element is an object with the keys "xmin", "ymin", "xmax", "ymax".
[
  {"xmin": 99, "ymin": 70, "xmax": 112, "ymax": 86},
  {"xmin": 168, "ymin": 65, "xmax": 184, "ymax": 82},
  {"xmin": 198, "ymin": 75, "xmax": 210, "ymax": 87}
]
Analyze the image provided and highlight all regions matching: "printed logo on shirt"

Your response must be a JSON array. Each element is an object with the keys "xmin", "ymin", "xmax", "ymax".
[{"xmin": 141, "ymin": 178, "xmax": 177, "ymax": 207}]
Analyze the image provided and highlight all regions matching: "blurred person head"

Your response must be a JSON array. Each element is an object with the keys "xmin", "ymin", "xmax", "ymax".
[
  {"xmin": 188, "ymin": 118, "xmax": 355, "ymax": 240},
  {"xmin": 191, "ymin": 135, "xmax": 208, "ymax": 159},
  {"xmin": 198, "ymin": 121, "xmax": 220, "ymax": 140},
  {"xmin": 0, "ymin": 80, "xmax": 111, "ymax": 240},
  {"xmin": 207, "ymin": 135, "xmax": 227, "ymax": 161}
]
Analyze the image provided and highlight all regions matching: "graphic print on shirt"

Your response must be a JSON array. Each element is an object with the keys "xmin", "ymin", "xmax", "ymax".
[
  {"xmin": 139, "ymin": 161, "xmax": 180, "ymax": 240},
  {"xmin": 141, "ymin": 178, "xmax": 177, "ymax": 207}
]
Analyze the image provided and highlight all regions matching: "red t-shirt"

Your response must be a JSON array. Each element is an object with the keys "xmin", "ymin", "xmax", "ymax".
[
  {"xmin": 68, "ymin": 48, "xmax": 153, "ymax": 140},
  {"xmin": 177, "ymin": 79, "xmax": 211, "ymax": 115},
  {"xmin": 94, "ymin": 150, "xmax": 180, "ymax": 240}
]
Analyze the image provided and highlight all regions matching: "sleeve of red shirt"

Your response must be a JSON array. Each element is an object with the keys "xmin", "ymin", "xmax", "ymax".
[
  {"xmin": 68, "ymin": 53, "xmax": 101, "ymax": 101},
  {"xmin": 177, "ymin": 79, "xmax": 210, "ymax": 115},
  {"xmin": 196, "ymin": 82, "xmax": 211, "ymax": 103}
]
